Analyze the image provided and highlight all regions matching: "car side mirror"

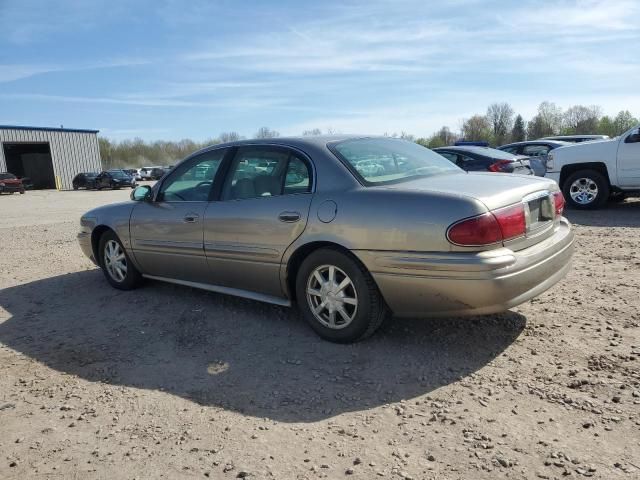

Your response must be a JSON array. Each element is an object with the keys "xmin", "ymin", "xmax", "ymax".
[{"xmin": 131, "ymin": 185, "xmax": 152, "ymax": 201}]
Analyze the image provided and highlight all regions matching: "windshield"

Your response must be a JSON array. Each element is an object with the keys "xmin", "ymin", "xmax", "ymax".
[
  {"xmin": 331, "ymin": 138, "xmax": 461, "ymax": 185},
  {"xmin": 109, "ymin": 170, "xmax": 129, "ymax": 178},
  {"xmin": 0, "ymin": 173, "xmax": 17, "ymax": 180}
]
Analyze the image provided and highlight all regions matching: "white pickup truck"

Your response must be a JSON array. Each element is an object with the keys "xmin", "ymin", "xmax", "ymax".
[{"xmin": 546, "ymin": 125, "xmax": 640, "ymax": 209}]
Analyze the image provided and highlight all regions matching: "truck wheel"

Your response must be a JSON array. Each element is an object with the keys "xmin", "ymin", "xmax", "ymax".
[{"xmin": 562, "ymin": 169, "xmax": 609, "ymax": 210}]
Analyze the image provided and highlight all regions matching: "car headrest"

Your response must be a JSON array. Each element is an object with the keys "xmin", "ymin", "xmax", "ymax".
[
  {"xmin": 231, "ymin": 178, "xmax": 256, "ymax": 199},
  {"xmin": 254, "ymin": 174, "xmax": 280, "ymax": 196}
]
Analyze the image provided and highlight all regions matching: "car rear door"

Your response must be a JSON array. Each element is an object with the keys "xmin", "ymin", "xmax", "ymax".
[
  {"xmin": 203, "ymin": 145, "xmax": 314, "ymax": 298},
  {"xmin": 129, "ymin": 148, "xmax": 228, "ymax": 283}
]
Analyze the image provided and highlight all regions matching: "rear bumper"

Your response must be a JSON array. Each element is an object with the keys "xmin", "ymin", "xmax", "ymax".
[{"xmin": 355, "ymin": 218, "xmax": 574, "ymax": 318}]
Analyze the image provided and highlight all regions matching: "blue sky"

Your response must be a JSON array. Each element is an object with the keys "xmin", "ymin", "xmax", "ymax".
[{"xmin": 1, "ymin": 0, "xmax": 638, "ymax": 140}]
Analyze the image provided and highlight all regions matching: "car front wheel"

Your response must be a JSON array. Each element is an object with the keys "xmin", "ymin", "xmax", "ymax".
[
  {"xmin": 562, "ymin": 169, "xmax": 609, "ymax": 210},
  {"xmin": 98, "ymin": 230, "xmax": 143, "ymax": 290},
  {"xmin": 296, "ymin": 248, "xmax": 389, "ymax": 343}
]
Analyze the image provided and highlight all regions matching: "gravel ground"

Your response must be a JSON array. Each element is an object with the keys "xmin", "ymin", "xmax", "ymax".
[{"xmin": 0, "ymin": 189, "xmax": 639, "ymax": 480}]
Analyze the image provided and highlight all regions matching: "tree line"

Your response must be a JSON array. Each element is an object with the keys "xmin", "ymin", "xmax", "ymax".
[
  {"xmin": 99, "ymin": 103, "xmax": 638, "ymax": 168},
  {"xmin": 417, "ymin": 102, "xmax": 638, "ymax": 148}
]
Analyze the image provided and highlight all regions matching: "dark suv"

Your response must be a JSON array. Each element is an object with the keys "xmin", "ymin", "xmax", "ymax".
[{"xmin": 0, "ymin": 172, "xmax": 26, "ymax": 194}]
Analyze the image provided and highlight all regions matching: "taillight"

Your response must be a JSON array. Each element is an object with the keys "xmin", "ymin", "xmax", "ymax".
[
  {"xmin": 488, "ymin": 160, "xmax": 511, "ymax": 172},
  {"xmin": 494, "ymin": 204, "xmax": 526, "ymax": 240},
  {"xmin": 553, "ymin": 191, "xmax": 565, "ymax": 216},
  {"xmin": 447, "ymin": 204, "xmax": 526, "ymax": 246},
  {"xmin": 447, "ymin": 213, "xmax": 502, "ymax": 246}
]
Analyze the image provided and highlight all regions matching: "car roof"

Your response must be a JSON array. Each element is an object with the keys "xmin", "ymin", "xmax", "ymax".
[
  {"xmin": 499, "ymin": 140, "xmax": 571, "ymax": 148},
  {"xmin": 542, "ymin": 135, "xmax": 607, "ymax": 140}
]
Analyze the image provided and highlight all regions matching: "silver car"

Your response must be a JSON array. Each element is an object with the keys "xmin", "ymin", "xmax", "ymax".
[{"xmin": 78, "ymin": 136, "xmax": 574, "ymax": 343}]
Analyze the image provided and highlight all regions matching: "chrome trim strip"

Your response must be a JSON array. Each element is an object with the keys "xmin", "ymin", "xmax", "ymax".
[{"xmin": 142, "ymin": 275, "xmax": 291, "ymax": 307}]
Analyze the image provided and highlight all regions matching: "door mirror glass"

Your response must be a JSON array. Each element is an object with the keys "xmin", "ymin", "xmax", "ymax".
[{"xmin": 131, "ymin": 185, "xmax": 152, "ymax": 201}]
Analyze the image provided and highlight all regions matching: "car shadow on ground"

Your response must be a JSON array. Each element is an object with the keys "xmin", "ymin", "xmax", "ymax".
[
  {"xmin": 564, "ymin": 199, "xmax": 640, "ymax": 228},
  {"xmin": 0, "ymin": 270, "xmax": 525, "ymax": 423}
]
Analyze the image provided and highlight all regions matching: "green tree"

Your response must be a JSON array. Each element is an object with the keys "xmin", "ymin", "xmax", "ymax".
[
  {"xmin": 461, "ymin": 115, "xmax": 492, "ymax": 142},
  {"xmin": 597, "ymin": 115, "xmax": 616, "ymax": 137},
  {"xmin": 613, "ymin": 110, "xmax": 638, "ymax": 135},
  {"xmin": 511, "ymin": 114, "xmax": 526, "ymax": 142}
]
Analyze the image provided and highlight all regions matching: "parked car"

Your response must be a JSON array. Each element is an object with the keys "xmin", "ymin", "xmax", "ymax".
[
  {"xmin": 433, "ymin": 146, "xmax": 534, "ymax": 175},
  {"xmin": 95, "ymin": 170, "xmax": 137, "ymax": 190},
  {"xmin": 140, "ymin": 166, "xmax": 161, "ymax": 180},
  {"xmin": 79, "ymin": 136, "xmax": 573, "ymax": 343},
  {"xmin": 0, "ymin": 172, "xmax": 25, "ymax": 194},
  {"xmin": 150, "ymin": 167, "xmax": 167, "ymax": 180},
  {"xmin": 124, "ymin": 168, "xmax": 139, "ymax": 179},
  {"xmin": 498, "ymin": 140, "xmax": 571, "ymax": 176},
  {"xmin": 542, "ymin": 135, "xmax": 610, "ymax": 143},
  {"xmin": 545, "ymin": 125, "xmax": 640, "ymax": 209},
  {"xmin": 72, "ymin": 172, "xmax": 100, "ymax": 190}
]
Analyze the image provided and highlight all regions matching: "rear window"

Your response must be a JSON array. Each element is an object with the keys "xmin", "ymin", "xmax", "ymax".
[
  {"xmin": 0, "ymin": 173, "xmax": 17, "ymax": 180},
  {"xmin": 331, "ymin": 138, "xmax": 461, "ymax": 185}
]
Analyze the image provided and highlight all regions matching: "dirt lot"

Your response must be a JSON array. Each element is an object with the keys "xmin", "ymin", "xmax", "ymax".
[{"xmin": 0, "ymin": 189, "xmax": 639, "ymax": 480}]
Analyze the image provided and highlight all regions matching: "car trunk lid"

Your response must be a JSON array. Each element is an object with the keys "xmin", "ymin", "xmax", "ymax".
[{"xmin": 377, "ymin": 172, "xmax": 561, "ymax": 250}]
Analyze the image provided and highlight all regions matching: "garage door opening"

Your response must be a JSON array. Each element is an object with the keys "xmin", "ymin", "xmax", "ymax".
[{"xmin": 3, "ymin": 142, "xmax": 55, "ymax": 189}]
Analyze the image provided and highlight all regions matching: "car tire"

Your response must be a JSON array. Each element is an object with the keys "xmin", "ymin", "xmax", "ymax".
[
  {"xmin": 73, "ymin": 185, "xmax": 78, "ymax": 190},
  {"xmin": 295, "ymin": 248, "xmax": 389, "ymax": 343},
  {"xmin": 562, "ymin": 169, "xmax": 609, "ymax": 210},
  {"xmin": 98, "ymin": 230, "xmax": 143, "ymax": 290}
]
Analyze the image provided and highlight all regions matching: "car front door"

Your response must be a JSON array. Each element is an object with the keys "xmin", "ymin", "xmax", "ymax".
[
  {"xmin": 129, "ymin": 148, "xmax": 228, "ymax": 283},
  {"xmin": 203, "ymin": 146, "xmax": 314, "ymax": 298},
  {"xmin": 617, "ymin": 128, "xmax": 640, "ymax": 187}
]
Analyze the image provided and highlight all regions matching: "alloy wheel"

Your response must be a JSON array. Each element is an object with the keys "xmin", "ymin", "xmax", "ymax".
[
  {"xmin": 569, "ymin": 177, "xmax": 598, "ymax": 205},
  {"xmin": 306, "ymin": 265, "xmax": 358, "ymax": 329},
  {"xmin": 104, "ymin": 239, "xmax": 127, "ymax": 282}
]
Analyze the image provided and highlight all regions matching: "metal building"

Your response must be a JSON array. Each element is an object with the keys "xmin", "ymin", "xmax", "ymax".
[{"xmin": 0, "ymin": 125, "xmax": 102, "ymax": 190}]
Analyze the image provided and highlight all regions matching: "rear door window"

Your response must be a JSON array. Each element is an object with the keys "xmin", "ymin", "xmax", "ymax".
[{"xmin": 222, "ymin": 147, "xmax": 312, "ymax": 200}]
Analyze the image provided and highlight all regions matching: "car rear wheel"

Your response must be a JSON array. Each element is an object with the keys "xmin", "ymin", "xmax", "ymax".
[
  {"xmin": 98, "ymin": 230, "xmax": 142, "ymax": 290},
  {"xmin": 562, "ymin": 169, "xmax": 609, "ymax": 210},
  {"xmin": 296, "ymin": 248, "xmax": 389, "ymax": 343}
]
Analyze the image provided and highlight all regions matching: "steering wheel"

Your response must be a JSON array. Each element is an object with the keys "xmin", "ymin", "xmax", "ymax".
[{"xmin": 195, "ymin": 181, "xmax": 212, "ymax": 188}]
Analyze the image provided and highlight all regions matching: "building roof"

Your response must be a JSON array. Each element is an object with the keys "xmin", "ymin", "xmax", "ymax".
[{"xmin": 0, "ymin": 125, "xmax": 99, "ymax": 134}]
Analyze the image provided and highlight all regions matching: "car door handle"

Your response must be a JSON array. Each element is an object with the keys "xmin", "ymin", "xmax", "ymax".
[
  {"xmin": 278, "ymin": 211, "xmax": 301, "ymax": 222},
  {"xmin": 183, "ymin": 213, "xmax": 200, "ymax": 223}
]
